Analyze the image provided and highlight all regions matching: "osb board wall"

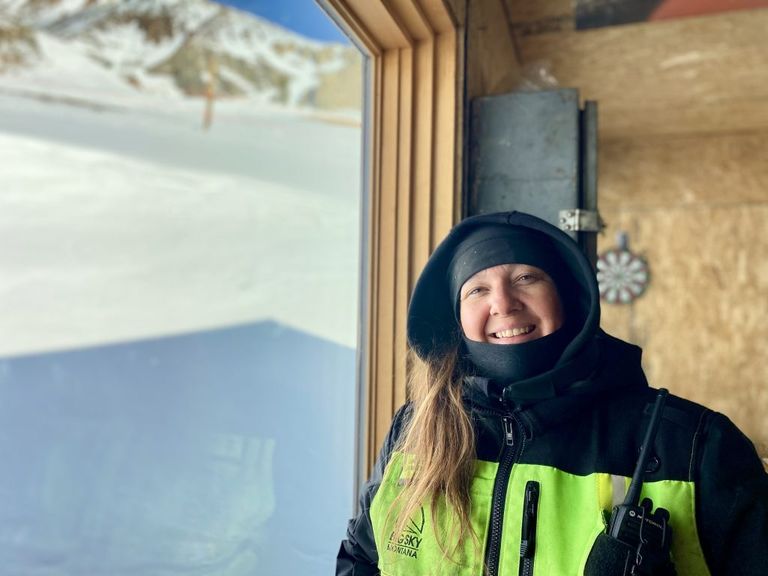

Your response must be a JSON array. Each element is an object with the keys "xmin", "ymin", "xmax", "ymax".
[
  {"xmin": 504, "ymin": 3, "xmax": 768, "ymax": 454},
  {"xmin": 515, "ymin": 9, "xmax": 768, "ymax": 139},
  {"xmin": 598, "ymin": 133, "xmax": 768, "ymax": 456}
]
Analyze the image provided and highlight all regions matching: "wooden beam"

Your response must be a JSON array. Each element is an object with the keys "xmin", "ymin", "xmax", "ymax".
[
  {"xmin": 466, "ymin": 0, "xmax": 522, "ymax": 99},
  {"xmin": 339, "ymin": 0, "xmax": 413, "ymax": 48},
  {"xmin": 329, "ymin": 0, "xmax": 464, "ymax": 473},
  {"xmin": 389, "ymin": 0, "xmax": 434, "ymax": 40},
  {"xmin": 371, "ymin": 49, "xmax": 401, "ymax": 459},
  {"xmin": 394, "ymin": 47, "xmax": 415, "ymax": 411},
  {"xmin": 432, "ymin": 30, "xmax": 460, "ymax": 242},
  {"xmin": 324, "ymin": 0, "xmax": 382, "ymax": 55},
  {"xmin": 409, "ymin": 40, "xmax": 437, "ymax": 287},
  {"xmin": 420, "ymin": 0, "xmax": 462, "ymax": 32}
]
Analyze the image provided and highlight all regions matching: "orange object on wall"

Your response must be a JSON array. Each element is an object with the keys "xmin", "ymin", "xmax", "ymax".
[{"xmin": 652, "ymin": 0, "xmax": 768, "ymax": 20}]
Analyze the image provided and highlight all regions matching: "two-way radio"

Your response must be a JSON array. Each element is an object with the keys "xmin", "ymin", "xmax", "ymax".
[{"xmin": 605, "ymin": 388, "xmax": 676, "ymax": 575}]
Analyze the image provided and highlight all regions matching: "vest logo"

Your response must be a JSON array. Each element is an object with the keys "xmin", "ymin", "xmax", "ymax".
[{"xmin": 387, "ymin": 507, "xmax": 425, "ymax": 559}]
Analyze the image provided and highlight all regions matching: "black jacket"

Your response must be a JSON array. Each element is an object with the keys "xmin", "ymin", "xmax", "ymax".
[{"xmin": 337, "ymin": 332, "xmax": 768, "ymax": 575}]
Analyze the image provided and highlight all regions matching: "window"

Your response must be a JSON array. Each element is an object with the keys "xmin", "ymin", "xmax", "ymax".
[{"xmin": 0, "ymin": 0, "xmax": 364, "ymax": 573}]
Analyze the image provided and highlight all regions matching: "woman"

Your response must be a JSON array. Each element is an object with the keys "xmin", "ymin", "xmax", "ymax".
[{"xmin": 337, "ymin": 211, "xmax": 767, "ymax": 575}]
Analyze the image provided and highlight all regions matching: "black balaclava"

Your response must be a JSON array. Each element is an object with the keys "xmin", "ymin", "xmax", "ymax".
[
  {"xmin": 408, "ymin": 212, "xmax": 600, "ymax": 403},
  {"xmin": 448, "ymin": 225, "xmax": 578, "ymax": 385}
]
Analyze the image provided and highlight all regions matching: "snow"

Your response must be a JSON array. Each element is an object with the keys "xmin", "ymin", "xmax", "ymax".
[
  {"xmin": 0, "ymin": 91, "xmax": 363, "ymax": 357},
  {"xmin": 10, "ymin": 0, "xmax": 89, "ymax": 28},
  {"xmin": 1, "ymin": 32, "xmax": 141, "ymax": 102}
]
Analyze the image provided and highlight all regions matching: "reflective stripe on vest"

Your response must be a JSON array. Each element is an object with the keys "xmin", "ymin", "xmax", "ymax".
[{"xmin": 370, "ymin": 451, "xmax": 711, "ymax": 576}]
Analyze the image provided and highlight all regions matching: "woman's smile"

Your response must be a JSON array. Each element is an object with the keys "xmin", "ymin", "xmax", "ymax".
[{"xmin": 489, "ymin": 324, "xmax": 536, "ymax": 341}]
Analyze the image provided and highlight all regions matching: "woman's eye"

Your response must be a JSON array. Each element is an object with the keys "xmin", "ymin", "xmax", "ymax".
[{"xmin": 464, "ymin": 286, "xmax": 483, "ymax": 298}]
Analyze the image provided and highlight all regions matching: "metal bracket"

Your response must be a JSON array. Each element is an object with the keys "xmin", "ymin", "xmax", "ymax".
[{"xmin": 558, "ymin": 209, "xmax": 605, "ymax": 233}]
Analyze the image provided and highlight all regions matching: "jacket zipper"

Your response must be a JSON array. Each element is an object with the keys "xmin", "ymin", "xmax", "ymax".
[
  {"xmin": 484, "ymin": 414, "xmax": 524, "ymax": 576},
  {"xmin": 519, "ymin": 480, "xmax": 540, "ymax": 576}
]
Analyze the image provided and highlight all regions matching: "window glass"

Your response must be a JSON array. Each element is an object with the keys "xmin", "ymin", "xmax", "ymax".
[{"xmin": 0, "ymin": 0, "xmax": 363, "ymax": 574}]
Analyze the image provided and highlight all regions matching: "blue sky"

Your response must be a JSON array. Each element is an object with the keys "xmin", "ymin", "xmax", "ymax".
[{"xmin": 217, "ymin": 0, "xmax": 350, "ymax": 43}]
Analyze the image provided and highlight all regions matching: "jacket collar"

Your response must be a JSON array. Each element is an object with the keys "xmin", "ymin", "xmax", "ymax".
[{"xmin": 464, "ymin": 332, "xmax": 649, "ymax": 436}]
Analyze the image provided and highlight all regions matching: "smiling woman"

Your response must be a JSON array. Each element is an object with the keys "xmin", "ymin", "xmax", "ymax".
[{"xmin": 338, "ymin": 211, "xmax": 768, "ymax": 576}]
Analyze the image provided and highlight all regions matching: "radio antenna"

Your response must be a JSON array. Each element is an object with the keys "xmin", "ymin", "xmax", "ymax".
[{"xmin": 624, "ymin": 388, "xmax": 668, "ymax": 507}]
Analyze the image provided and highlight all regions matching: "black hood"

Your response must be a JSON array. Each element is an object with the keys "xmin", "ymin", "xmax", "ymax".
[{"xmin": 407, "ymin": 211, "xmax": 601, "ymax": 400}]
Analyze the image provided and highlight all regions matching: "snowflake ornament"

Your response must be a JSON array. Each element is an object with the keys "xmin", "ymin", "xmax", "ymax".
[{"xmin": 596, "ymin": 248, "xmax": 649, "ymax": 304}]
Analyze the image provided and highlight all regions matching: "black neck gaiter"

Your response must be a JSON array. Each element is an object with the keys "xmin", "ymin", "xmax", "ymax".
[{"xmin": 462, "ymin": 324, "xmax": 572, "ymax": 385}]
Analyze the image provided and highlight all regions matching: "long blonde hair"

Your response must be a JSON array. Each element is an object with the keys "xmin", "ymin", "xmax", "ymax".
[{"xmin": 387, "ymin": 345, "xmax": 479, "ymax": 561}]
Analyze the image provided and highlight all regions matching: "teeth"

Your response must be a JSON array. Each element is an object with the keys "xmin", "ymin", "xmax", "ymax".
[{"xmin": 495, "ymin": 326, "xmax": 533, "ymax": 338}]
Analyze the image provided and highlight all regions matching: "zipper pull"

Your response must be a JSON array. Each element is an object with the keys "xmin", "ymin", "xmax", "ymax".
[
  {"xmin": 503, "ymin": 417, "xmax": 515, "ymax": 446},
  {"xmin": 519, "ymin": 480, "xmax": 540, "ymax": 576}
]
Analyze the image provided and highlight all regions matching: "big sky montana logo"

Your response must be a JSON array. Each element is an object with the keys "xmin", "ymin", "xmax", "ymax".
[{"xmin": 387, "ymin": 507, "xmax": 425, "ymax": 559}]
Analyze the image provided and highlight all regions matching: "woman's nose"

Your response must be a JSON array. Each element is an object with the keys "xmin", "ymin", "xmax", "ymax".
[{"xmin": 490, "ymin": 287, "xmax": 523, "ymax": 315}]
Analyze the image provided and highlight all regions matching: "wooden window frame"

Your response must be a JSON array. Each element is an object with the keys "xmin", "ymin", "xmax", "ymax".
[{"xmin": 320, "ymin": 0, "xmax": 466, "ymax": 484}]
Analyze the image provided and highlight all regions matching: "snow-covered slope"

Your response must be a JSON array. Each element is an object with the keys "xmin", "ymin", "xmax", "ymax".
[
  {"xmin": 0, "ymin": 0, "xmax": 364, "ymax": 354},
  {"xmin": 0, "ymin": 90, "xmax": 362, "ymax": 355},
  {"xmin": 0, "ymin": 0, "xmax": 361, "ymax": 109}
]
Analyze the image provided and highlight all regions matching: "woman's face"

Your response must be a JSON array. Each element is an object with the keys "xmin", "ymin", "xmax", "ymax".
[{"xmin": 459, "ymin": 263, "xmax": 564, "ymax": 345}]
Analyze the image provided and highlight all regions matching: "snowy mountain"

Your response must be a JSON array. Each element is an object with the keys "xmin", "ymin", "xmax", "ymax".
[{"xmin": 0, "ymin": 0, "xmax": 362, "ymax": 110}]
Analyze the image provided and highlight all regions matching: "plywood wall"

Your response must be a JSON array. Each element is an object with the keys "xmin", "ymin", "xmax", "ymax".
[
  {"xmin": 518, "ymin": 10, "xmax": 768, "ymax": 139},
  {"xmin": 599, "ymin": 133, "xmax": 768, "ymax": 455},
  {"xmin": 507, "ymin": 3, "xmax": 768, "ymax": 454}
]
